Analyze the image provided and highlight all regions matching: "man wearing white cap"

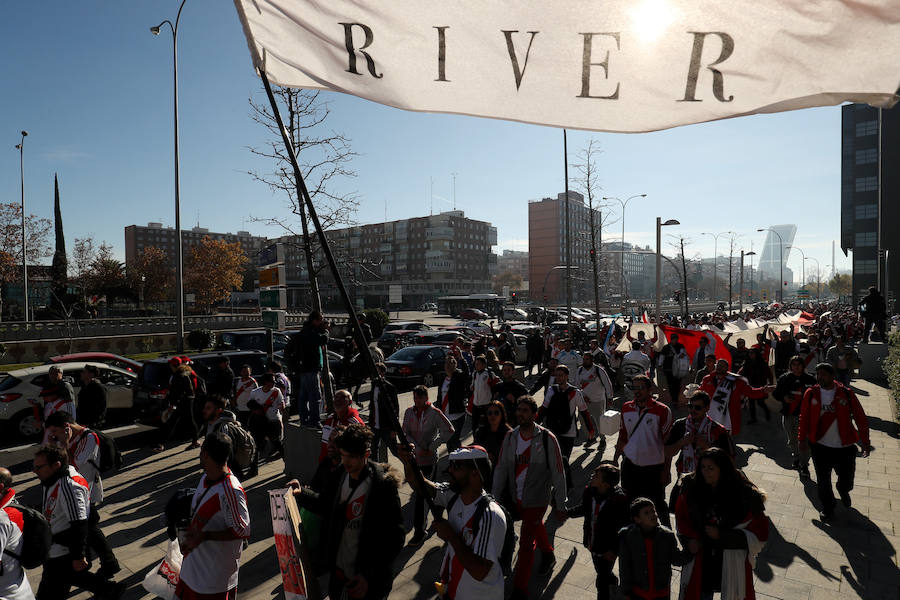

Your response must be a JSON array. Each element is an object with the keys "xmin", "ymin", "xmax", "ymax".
[{"xmin": 398, "ymin": 444, "xmax": 507, "ymax": 600}]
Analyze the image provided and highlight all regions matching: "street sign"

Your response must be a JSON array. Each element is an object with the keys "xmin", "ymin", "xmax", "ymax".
[
  {"xmin": 389, "ymin": 284, "xmax": 402, "ymax": 304},
  {"xmin": 262, "ymin": 309, "xmax": 286, "ymax": 330},
  {"xmin": 260, "ymin": 288, "xmax": 287, "ymax": 309},
  {"xmin": 258, "ymin": 243, "xmax": 285, "ymax": 268},
  {"xmin": 259, "ymin": 265, "xmax": 286, "ymax": 288},
  {"xmin": 797, "ymin": 287, "xmax": 810, "ymax": 299}
]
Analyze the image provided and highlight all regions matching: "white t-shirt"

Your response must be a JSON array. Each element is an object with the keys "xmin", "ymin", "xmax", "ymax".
[
  {"xmin": 434, "ymin": 484, "xmax": 506, "ymax": 600},
  {"xmin": 541, "ymin": 385, "xmax": 588, "ymax": 437},
  {"xmin": 515, "ymin": 432, "xmax": 532, "ymax": 501},
  {"xmin": 0, "ymin": 509, "xmax": 32, "ymax": 600},
  {"xmin": 817, "ymin": 387, "xmax": 845, "ymax": 448},
  {"xmin": 69, "ymin": 429, "xmax": 103, "ymax": 504},
  {"xmin": 234, "ymin": 377, "xmax": 258, "ymax": 412},
  {"xmin": 248, "ymin": 387, "xmax": 285, "ymax": 422},
  {"xmin": 179, "ymin": 471, "xmax": 251, "ymax": 594}
]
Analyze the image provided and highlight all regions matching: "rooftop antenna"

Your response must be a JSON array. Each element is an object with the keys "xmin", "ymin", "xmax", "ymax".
[
  {"xmin": 451, "ymin": 172, "xmax": 458, "ymax": 210},
  {"xmin": 196, "ymin": 210, "xmax": 200, "ymax": 228}
]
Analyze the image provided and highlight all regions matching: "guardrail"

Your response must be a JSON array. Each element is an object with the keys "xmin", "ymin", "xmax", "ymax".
[{"xmin": 0, "ymin": 313, "xmax": 317, "ymax": 341}]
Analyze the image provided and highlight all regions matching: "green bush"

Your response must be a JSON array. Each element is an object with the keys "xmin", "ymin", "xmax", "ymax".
[
  {"xmin": 883, "ymin": 329, "xmax": 900, "ymax": 422},
  {"xmin": 362, "ymin": 308, "xmax": 389, "ymax": 338},
  {"xmin": 187, "ymin": 328, "xmax": 215, "ymax": 352}
]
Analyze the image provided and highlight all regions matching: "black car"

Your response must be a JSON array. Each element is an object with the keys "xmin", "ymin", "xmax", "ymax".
[
  {"xmin": 220, "ymin": 330, "xmax": 291, "ymax": 352},
  {"xmin": 412, "ymin": 331, "xmax": 467, "ymax": 346},
  {"xmin": 133, "ymin": 350, "xmax": 269, "ymax": 424},
  {"xmin": 376, "ymin": 329, "xmax": 419, "ymax": 356},
  {"xmin": 384, "ymin": 345, "xmax": 449, "ymax": 388}
]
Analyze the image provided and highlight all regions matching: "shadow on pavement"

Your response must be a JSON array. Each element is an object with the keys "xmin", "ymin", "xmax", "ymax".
[{"xmin": 755, "ymin": 520, "xmax": 838, "ymax": 584}]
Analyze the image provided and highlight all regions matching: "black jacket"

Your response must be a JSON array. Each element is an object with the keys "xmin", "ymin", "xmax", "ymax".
[
  {"xmin": 296, "ymin": 461, "xmax": 404, "ymax": 598},
  {"xmin": 369, "ymin": 378, "xmax": 400, "ymax": 431},
  {"xmin": 567, "ymin": 485, "xmax": 630, "ymax": 555},
  {"xmin": 287, "ymin": 322, "xmax": 328, "ymax": 373},
  {"xmin": 773, "ymin": 371, "xmax": 816, "ymax": 416},
  {"xmin": 494, "ymin": 379, "xmax": 528, "ymax": 417},
  {"xmin": 211, "ymin": 366, "xmax": 235, "ymax": 400},
  {"xmin": 442, "ymin": 368, "xmax": 471, "ymax": 416},
  {"xmin": 529, "ymin": 367, "xmax": 554, "ymax": 396},
  {"xmin": 618, "ymin": 524, "xmax": 691, "ymax": 595},
  {"xmin": 77, "ymin": 379, "xmax": 107, "ymax": 427}
]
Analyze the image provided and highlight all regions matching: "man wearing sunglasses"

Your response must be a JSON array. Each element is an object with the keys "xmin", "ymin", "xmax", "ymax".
[{"xmin": 665, "ymin": 391, "xmax": 733, "ymax": 480}]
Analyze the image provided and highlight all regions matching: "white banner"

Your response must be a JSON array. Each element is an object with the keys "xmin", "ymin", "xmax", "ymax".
[{"xmin": 234, "ymin": 1, "xmax": 900, "ymax": 133}]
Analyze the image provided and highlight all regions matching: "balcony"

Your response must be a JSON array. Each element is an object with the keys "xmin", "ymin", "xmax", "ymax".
[
  {"xmin": 426, "ymin": 249, "xmax": 448, "ymax": 260},
  {"xmin": 426, "ymin": 259, "xmax": 454, "ymax": 273},
  {"xmin": 426, "ymin": 226, "xmax": 454, "ymax": 240}
]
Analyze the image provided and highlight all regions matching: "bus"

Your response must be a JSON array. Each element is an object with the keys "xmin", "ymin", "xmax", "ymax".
[{"xmin": 437, "ymin": 294, "xmax": 506, "ymax": 318}]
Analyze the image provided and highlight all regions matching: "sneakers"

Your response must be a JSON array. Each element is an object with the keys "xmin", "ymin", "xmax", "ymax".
[{"xmin": 537, "ymin": 551, "xmax": 556, "ymax": 577}]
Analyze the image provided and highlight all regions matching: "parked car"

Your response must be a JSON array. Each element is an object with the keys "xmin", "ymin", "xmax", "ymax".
[
  {"xmin": 220, "ymin": 330, "xmax": 291, "ymax": 352},
  {"xmin": 411, "ymin": 330, "xmax": 468, "ymax": 347},
  {"xmin": 47, "ymin": 352, "xmax": 142, "ymax": 373},
  {"xmin": 455, "ymin": 320, "xmax": 492, "ymax": 334},
  {"xmin": 502, "ymin": 308, "xmax": 528, "ymax": 321},
  {"xmin": 384, "ymin": 345, "xmax": 449, "ymax": 388},
  {"xmin": 460, "ymin": 308, "xmax": 489, "ymax": 320},
  {"xmin": 133, "ymin": 350, "xmax": 269, "ymax": 424},
  {"xmin": 383, "ymin": 321, "xmax": 433, "ymax": 334},
  {"xmin": 377, "ymin": 329, "xmax": 420, "ymax": 356},
  {"xmin": 0, "ymin": 362, "xmax": 137, "ymax": 439},
  {"xmin": 419, "ymin": 302, "xmax": 437, "ymax": 311}
]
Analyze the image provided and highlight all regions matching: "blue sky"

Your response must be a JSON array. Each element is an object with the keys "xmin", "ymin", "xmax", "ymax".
[{"xmin": 0, "ymin": 1, "xmax": 849, "ymax": 283}]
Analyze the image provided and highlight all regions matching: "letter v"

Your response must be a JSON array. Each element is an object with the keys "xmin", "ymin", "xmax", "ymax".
[{"xmin": 502, "ymin": 30, "xmax": 539, "ymax": 91}]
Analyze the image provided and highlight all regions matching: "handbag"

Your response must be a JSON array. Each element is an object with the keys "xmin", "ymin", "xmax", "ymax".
[{"xmin": 142, "ymin": 539, "xmax": 183, "ymax": 600}]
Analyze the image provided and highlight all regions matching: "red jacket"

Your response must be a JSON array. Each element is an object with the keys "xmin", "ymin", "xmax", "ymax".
[
  {"xmin": 699, "ymin": 373, "xmax": 769, "ymax": 436},
  {"xmin": 798, "ymin": 384, "xmax": 869, "ymax": 448}
]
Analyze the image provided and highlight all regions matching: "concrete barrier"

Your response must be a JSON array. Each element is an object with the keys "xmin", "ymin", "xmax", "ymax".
[
  {"xmin": 858, "ymin": 341, "xmax": 889, "ymax": 381},
  {"xmin": 282, "ymin": 422, "xmax": 323, "ymax": 483}
]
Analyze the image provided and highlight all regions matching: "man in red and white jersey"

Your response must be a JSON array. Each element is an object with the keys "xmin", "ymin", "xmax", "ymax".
[
  {"xmin": 319, "ymin": 390, "xmax": 365, "ymax": 463},
  {"xmin": 613, "ymin": 375, "xmax": 673, "ymax": 527},
  {"xmin": 44, "ymin": 411, "xmax": 119, "ymax": 578},
  {"xmin": 576, "ymin": 353, "xmax": 613, "ymax": 451},
  {"xmin": 247, "ymin": 373, "xmax": 287, "ymax": 463},
  {"xmin": 398, "ymin": 444, "xmax": 507, "ymax": 600},
  {"xmin": 233, "ymin": 364, "xmax": 258, "ymax": 428},
  {"xmin": 699, "ymin": 359, "xmax": 774, "ymax": 436},
  {"xmin": 34, "ymin": 446, "xmax": 124, "ymax": 600},
  {"xmin": 177, "ymin": 433, "xmax": 251, "ymax": 600},
  {"xmin": 470, "ymin": 356, "xmax": 500, "ymax": 429},
  {"xmin": 0, "ymin": 467, "xmax": 33, "ymax": 600}
]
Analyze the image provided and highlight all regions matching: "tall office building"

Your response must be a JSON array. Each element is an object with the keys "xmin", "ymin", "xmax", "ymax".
[
  {"xmin": 528, "ymin": 191, "xmax": 601, "ymax": 304},
  {"xmin": 497, "ymin": 250, "xmax": 529, "ymax": 284},
  {"xmin": 841, "ymin": 103, "xmax": 900, "ymax": 308},
  {"xmin": 124, "ymin": 223, "xmax": 268, "ymax": 271},
  {"xmin": 757, "ymin": 225, "xmax": 796, "ymax": 284}
]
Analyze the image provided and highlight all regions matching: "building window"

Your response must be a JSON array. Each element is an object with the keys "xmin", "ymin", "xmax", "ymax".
[
  {"xmin": 855, "ymin": 204, "xmax": 877, "ymax": 219},
  {"xmin": 855, "ymin": 259, "xmax": 877, "ymax": 274},
  {"xmin": 855, "ymin": 231, "xmax": 876, "ymax": 247},
  {"xmin": 855, "ymin": 120, "xmax": 877, "ymax": 137},
  {"xmin": 855, "ymin": 148, "xmax": 877, "ymax": 165},
  {"xmin": 855, "ymin": 176, "xmax": 877, "ymax": 192}
]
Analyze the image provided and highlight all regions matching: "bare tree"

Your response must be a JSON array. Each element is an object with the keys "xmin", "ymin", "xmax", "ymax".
[
  {"xmin": 571, "ymin": 139, "xmax": 617, "ymax": 337},
  {"xmin": 668, "ymin": 235, "xmax": 696, "ymax": 319},
  {"xmin": 247, "ymin": 87, "xmax": 362, "ymax": 312}
]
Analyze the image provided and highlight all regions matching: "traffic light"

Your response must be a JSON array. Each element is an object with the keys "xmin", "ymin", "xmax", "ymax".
[{"xmin": 511, "ymin": 291, "xmax": 517, "ymax": 304}]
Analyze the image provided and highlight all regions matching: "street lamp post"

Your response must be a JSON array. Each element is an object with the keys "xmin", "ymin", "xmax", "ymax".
[
  {"xmin": 151, "ymin": 0, "xmax": 188, "ymax": 353},
  {"xmin": 788, "ymin": 245, "xmax": 806, "ymax": 287},
  {"xmin": 701, "ymin": 230, "xmax": 735, "ymax": 304},
  {"xmin": 14, "ymin": 131, "xmax": 28, "ymax": 322},
  {"xmin": 739, "ymin": 250, "xmax": 756, "ymax": 312},
  {"xmin": 603, "ymin": 193, "xmax": 646, "ymax": 311},
  {"xmin": 758, "ymin": 228, "xmax": 785, "ymax": 302},
  {"xmin": 655, "ymin": 217, "xmax": 680, "ymax": 323}
]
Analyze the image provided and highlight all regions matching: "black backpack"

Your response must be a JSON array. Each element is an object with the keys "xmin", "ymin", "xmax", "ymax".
[
  {"xmin": 544, "ymin": 386, "xmax": 574, "ymax": 436},
  {"xmin": 86, "ymin": 429, "xmax": 123, "ymax": 474},
  {"xmin": 164, "ymin": 488, "xmax": 197, "ymax": 541},
  {"xmin": 447, "ymin": 493, "xmax": 517, "ymax": 576},
  {"xmin": 4, "ymin": 503, "xmax": 51, "ymax": 569}
]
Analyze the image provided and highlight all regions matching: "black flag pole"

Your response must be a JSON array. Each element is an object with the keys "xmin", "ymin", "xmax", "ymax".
[{"xmin": 258, "ymin": 69, "xmax": 440, "ymax": 516}]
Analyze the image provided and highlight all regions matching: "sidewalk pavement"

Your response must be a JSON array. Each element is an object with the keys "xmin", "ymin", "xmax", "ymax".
[{"xmin": 13, "ymin": 376, "xmax": 900, "ymax": 600}]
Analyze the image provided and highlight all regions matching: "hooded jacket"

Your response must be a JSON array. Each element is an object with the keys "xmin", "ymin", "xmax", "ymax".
[{"xmin": 493, "ymin": 424, "xmax": 567, "ymax": 509}]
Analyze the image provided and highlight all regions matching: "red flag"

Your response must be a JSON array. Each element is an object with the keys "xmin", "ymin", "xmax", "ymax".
[
  {"xmin": 641, "ymin": 311, "xmax": 649, "ymax": 323},
  {"xmin": 660, "ymin": 325, "xmax": 731, "ymax": 366}
]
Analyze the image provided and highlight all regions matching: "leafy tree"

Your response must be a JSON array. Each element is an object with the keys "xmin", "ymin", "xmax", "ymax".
[
  {"xmin": 185, "ymin": 236, "xmax": 248, "ymax": 312},
  {"xmin": 129, "ymin": 246, "xmax": 173, "ymax": 305},
  {"xmin": 83, "ymin": 243, "xmax": 127, "ymax": 298},
  {"xmin": 492, "ymin": 272, "xmax": 523, "ymax": 294},
  {"xmin": 0, "ymin": 202, "xmax": 52, "ymax": 283},
  {"xmin": 829, "ymin": 273, "xmax": 852, "ymax": 297}
]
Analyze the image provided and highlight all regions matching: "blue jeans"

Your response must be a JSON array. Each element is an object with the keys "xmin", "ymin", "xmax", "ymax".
[{"xmin": 298, "ymin": 372, "xmax": 322, "ymax": 425}]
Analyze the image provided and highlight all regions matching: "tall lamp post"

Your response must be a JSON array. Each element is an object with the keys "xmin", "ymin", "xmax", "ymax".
[
  {"xmin": 603, "ymin": 193, "xmax": 646, "ymax": 311},
  {"xmin": 14, "ymin": 131, "xmax": 28, "ymax": 322},
  {"xmin": 758, "ymin": 228, "xmax": 785, "ymax": 302},
  {"xmin": 701, "ymin": 230, "xmax": 734, "ymax": 303},
  {"xmin": 655, "ymin": 217, "xmax": 680, "ymax": 323},
  {"xmin": 739, "ymin": 250, "xmax": 756, "ymax": 311},
  {"xmin": 151, "ymin": 0, "xmax": 188, "ymax": 352},
  {"xmin": 788, "ymin": 245, "xmax": 806, "ymax": 287}
]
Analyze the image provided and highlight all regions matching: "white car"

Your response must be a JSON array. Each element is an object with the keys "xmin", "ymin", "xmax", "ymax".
[
  {"xmin": 503, "ymin": 308, "xmax": 528, "ymax": 321},
  {"xmin": 0, "ymin": 362, "xmax": 137, "ymax": 439},
  {"xmin": 455, "ymin": 320, "xmax": 492, "ymax": 334}
]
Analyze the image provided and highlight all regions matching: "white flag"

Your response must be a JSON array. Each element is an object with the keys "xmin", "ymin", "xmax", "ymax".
[{"xmin": 234, "ymin": 0, "xmax": 900, "ymax": 133}]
